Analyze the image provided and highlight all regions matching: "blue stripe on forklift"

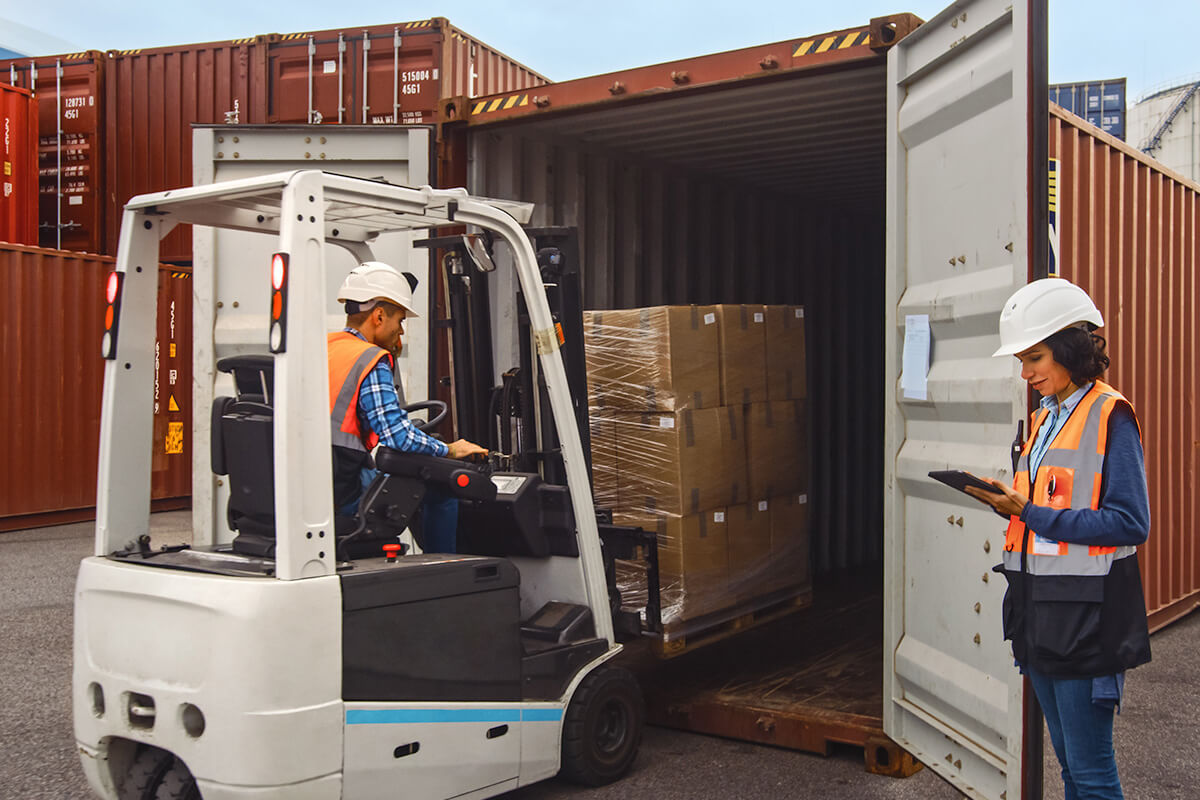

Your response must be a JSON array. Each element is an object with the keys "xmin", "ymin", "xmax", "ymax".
[
  {"xmin": 521, "ymin": 709, "xmax": 563, "ymax": 722},
  {"xmin": 346, "ymin": 709, "xmax": 521, "ymax": 725}
]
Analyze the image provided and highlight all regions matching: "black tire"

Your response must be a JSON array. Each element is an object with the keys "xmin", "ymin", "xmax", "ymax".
[
  {"xmin": 154, "ymin": 757, "xmax": 200, "ymax": 800},
  {"xmin": 560, "ymin": 665, "xmax": 644, "ymax": 786},
  {"xmin": 118, "ymin": 747, "xmax": 173, "ymax": 800}
]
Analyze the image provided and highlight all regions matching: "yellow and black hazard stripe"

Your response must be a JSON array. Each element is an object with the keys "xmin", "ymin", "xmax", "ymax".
[
  {"xmin": 278, "ymin": 32, "xmax": 310, "ymax": 41},
  {"xmin": 472, "ymin": 93, "xmax": 530, "ymax": 116},
  {"xmin": 402, "ymin": 20, "xmax": 432, "ymax": 30},
  {"xmin": 792, "ymin": 29, "xmax": 870, "ymax": 58},
  {"xmin": 231, "ymin": 37, "xmax": 256, "ymax": 44},
  {"xmin": 169, "ymin": 271, "xmax": 191, "ymax": 279}
]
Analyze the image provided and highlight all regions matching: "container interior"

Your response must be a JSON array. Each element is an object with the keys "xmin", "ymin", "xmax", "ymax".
[{"xmin": 468, "ymin": 56, "xmax": 889, "ymax": 576}]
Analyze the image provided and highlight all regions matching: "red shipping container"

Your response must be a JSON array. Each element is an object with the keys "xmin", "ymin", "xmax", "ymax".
[
  {"xmin": 0, "ymin": 82, "xmax": 38, "ymax": 246},
  {"xmin": 0, "ymin": 53, "xmax": 107, "ymax": 253},
  {"xmin": 104, "ymin": 36, "xmax": 271, "ymax": 263},
  {"xmin": 0, "ymin": 243, "xmax": 191, "ymax": 531}
]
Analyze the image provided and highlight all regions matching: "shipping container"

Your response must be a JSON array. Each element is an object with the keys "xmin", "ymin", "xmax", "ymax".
[
  {"xmin": 104, "ymin": 36, "xmax": 272, "ymax": 262},
  {"xmin": 1049, "ymin": 104, "xmax": 1200, "ymax": 630},
  {"xmin": 1, "ymin": 18, "xmax": 547, "ymax": 262},
  {"xmin": 0, "ymin": 243, "xmax": 190, "ymax": 531},
  {"xmin": 1049, "ymin": 78, "xmax": 1126, "ymax": 140},
  {"xmin": 438, "ymin": 3, "xmax": 1197, "ymax": 797},
  {"xmin": 1, "ymin": 52, "xmax": 107, "ymax": 252},
  {"xmin": 0, "ymin": 82, "xmax": 38, "ymax": 245}
]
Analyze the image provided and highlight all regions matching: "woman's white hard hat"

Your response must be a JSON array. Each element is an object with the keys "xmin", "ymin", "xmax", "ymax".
[
  {"xmin": 337, "ymin": 261, "xmax": 419, "ymax": 318},
  {"xmin": 993, "ymin": 277, "xmax": 1103, "ymax": 357}
]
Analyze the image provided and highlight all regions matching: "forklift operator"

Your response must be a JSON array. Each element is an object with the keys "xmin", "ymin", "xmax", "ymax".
[{"xmin": 329, "ymin": 261, "xmax": 488, "ymax": 552}]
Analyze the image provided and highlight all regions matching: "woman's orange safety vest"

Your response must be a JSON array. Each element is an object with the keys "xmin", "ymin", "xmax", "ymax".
[{"xmin": 996, "ymin": 380, "xmax": 1151, "ymax": 677}]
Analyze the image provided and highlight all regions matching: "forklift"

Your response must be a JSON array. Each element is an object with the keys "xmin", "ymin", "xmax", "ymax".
[{"xmin": 74, "ymin": 171, "xmax": 653, "ymax": 799}]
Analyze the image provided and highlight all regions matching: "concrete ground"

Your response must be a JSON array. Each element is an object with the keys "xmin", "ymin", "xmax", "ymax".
[{"xmin": 1, "ymin": 511, "xmax": 1194, "ymax": 799}]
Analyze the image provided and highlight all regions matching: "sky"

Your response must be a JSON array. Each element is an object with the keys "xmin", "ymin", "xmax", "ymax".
[{"xmin": 3, "ymin": 1, "xmax": 1199, "ymax": 102}]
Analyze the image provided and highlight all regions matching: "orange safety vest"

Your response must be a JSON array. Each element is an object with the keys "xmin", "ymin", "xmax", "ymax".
[
  {"xmin": 996, "ymin": 380, "xmax": 1150, "ymax": 677},
  {"xmin": 327, "ymin": 331, "xmax": 392, "ymax": 452}
]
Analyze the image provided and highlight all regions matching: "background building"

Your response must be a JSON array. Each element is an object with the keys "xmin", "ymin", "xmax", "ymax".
[{"xmin": 1129, "ymin": 77, "xmax": 1200, "ymax": 183}]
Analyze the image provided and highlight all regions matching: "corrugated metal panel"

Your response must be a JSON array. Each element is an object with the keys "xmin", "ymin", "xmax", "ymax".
[
  {"xmin": 1050, "ymin": 105, "xmax": 1200, "ymax": 630},
  {"xmin": 0, "ymin": 53, "xmax": 106, "ymax": 253},
  {"xmin": 0, "ymin": 82, "xmax": 38, "ymax": 245},
  {"xmin": 105, "ymin": 37, "xmax": 271, "ymax": 262},
  {"xmin": 0, "ymin": 244, "xmax": 191, "ymax": 530},
  {"xmin": 468, "ymin": 55, "xmax": 889, "ymax": 574}
]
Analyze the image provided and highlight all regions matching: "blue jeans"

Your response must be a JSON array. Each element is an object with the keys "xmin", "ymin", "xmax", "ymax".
[
  {"xmin": 420, "ymin": 486, "xmax": 459, "ymax": 554},
  {"xmin": 1027, "ymin": 667, "xmax": 1124, "ymax": 800}
]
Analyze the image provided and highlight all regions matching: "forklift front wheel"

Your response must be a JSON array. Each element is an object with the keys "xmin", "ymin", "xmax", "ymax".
[
  {"xmin": 559, "ymin": 665, "xmax": 644, "ymax": 786},
  {"xmin": 154, "ymin": 757, "xmax": 199, "ymax": 800}
]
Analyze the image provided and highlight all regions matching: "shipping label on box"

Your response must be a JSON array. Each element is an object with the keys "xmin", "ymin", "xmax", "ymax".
[
  {"xmin": 615, "ymin": 509, "xmax": 731, "ymax": 623},
  {"xmin": 764, "ymin": 304, "xmax": 807, "ymax": 401},
  {"xmin": 612, "ymin": 407, "xmax": 744, "ymax": 516},
  {"xmin": 584, "ymin": 306, "xmax": 719, "ymax": 411},
  {"xmin": 715, "ymin": 304, "xmax": 767, "ymax": 406}
]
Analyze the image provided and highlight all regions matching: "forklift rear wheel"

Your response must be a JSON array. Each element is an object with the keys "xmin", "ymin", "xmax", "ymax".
[
  {"xmin": 560, "ymin": 665, "xmax": 644, "ymax": 786},
  {"xmin": 118, "ymin": 747, "xmax": 173, "ymax": 800},
  {"xmin": 154, "ymin": 757, "xmax": 199, "ymax": 800}
]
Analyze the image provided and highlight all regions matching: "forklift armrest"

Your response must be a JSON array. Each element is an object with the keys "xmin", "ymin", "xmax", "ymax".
[{"xmin": 374, "ymin": 447, "xmax": 497, "ymax": 501}]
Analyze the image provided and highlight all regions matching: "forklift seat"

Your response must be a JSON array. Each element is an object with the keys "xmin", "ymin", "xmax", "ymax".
[{"xmin": 210, "ymin": 354, "xmax": 498, "ymax": 559}]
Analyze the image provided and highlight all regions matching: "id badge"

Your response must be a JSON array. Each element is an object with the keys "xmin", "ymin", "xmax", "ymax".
[{"xmin": 1032, "ymin": 533, "xmax": 1060, "ymax": 556}]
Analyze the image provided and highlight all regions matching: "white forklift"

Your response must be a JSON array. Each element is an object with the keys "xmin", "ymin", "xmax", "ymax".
[{"xmin": 74, "ymin": 171, "xmax": 645, "ymax": 799}]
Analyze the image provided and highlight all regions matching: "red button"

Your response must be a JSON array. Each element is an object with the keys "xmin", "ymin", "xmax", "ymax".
[
  {"xmin": 456, "ymin": 474, "xmax": 470, "ymax": 488},
  {"xmin": 382, "ymin": 543, "xmax": 402, "ymax": 561}
]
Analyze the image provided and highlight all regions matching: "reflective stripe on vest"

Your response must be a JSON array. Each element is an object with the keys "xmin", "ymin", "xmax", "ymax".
[
  {"xmin": 327, "ymin": 331, "xmax": 391, "ymax": 452},
  {"xmin": 1003, "ymin": 380, "xmax": 1137, "ymax": 576}
]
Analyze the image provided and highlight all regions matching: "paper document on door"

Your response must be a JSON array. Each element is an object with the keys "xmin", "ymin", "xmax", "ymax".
[{"xmin": 901, "ymin": 314, "xmax": 930, "ymax": 400}]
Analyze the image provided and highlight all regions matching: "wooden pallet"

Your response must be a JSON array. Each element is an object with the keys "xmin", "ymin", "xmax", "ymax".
[
  {"xmin": 652, "ymin": 587, "xmax": 814, "ymax": 658},
  {"xmin": 622, "ymin": 569, "xmax": 922, "ymax": 778}
]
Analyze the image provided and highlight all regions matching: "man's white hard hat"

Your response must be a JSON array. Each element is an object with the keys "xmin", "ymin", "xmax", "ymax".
[
  {"xmin": 337, "ymin": 261, "xmax": 419, "ymax": 318},
  {"xmin": 993, "ymin": 277, "xmax": 1103, "ymax": 357}
]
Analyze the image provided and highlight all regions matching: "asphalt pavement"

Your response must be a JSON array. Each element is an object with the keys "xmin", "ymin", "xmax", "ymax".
[{"xmin": 1, "ymin": 512, "xmax": 1195, "ymax": 799}]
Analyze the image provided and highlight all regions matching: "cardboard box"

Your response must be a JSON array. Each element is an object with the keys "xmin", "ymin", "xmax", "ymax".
[
  {"xmin": 764, "ymin": 305, "xmax": 807, "ymax": 401},
  {"xmin": 767, "ymin": 493, "xmax": 812, "ymax": 593},
  {"xmin": 715, "ymin": 304, "xmax": 767, "ymax": 406},
  {"xmin": 615, "ymin": 509, "xmax": 730, "ymax": 623},
  {"xmin": 727, "ymin": 500, "xmax": 773, "ymax": 603},
  {"xmin": 611, "ymin": 407, "xmax": 746, "ymax": 516},
  {"xmin": 744, "ymin": 400, "xmax": 809, "ymax": 500},
  {"xmin": 588, "ymin": 415, "xmax": 619, "ymax": 510},
  {"xmin": 583, "ymin": 305, "xmax": 719, "ymax": 411}
]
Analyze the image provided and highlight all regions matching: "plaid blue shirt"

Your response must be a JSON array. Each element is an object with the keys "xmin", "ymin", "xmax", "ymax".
[{"xmin": 346, "ymin": 328, "xmax": 448, "ymax": 457}]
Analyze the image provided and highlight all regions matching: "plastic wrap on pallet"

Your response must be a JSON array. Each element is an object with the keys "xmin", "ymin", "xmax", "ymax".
[
  {"xmin": 715, "ymin": 304, "xmax": 767, "ymax": 406},
  {"xmin": 589, "ymin": 407, "xmax": 745, "ymax": 517},
  {"xmin": 583, "ymin": 305, "xmax": 720, "ymax": 411}
]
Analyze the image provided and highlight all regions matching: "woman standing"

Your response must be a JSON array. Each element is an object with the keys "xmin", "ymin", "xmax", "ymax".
[{"xmin": 965, "ymin": 278, "xmax": 1151, "ymax": 800}]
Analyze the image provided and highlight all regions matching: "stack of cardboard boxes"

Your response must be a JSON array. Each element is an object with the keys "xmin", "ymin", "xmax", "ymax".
[{"xmin": 585, "ymin": 304, "xmax": 810, "ymax": 630}]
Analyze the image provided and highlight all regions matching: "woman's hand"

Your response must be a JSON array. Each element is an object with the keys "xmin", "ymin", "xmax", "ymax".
[{"xmin": 964, "ymin": 478, "xmax": 1029, "ymax": 517}]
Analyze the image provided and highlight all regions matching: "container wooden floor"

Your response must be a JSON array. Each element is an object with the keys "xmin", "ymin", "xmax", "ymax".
[{"xmin": 621, "ymin": 566, "xmax": 914, "ymax": 774}]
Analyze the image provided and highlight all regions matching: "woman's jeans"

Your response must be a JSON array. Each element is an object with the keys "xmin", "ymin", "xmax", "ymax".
[{"xmin": 1027, "ymin": 667, "xmax": 1123, "ymax": 800}]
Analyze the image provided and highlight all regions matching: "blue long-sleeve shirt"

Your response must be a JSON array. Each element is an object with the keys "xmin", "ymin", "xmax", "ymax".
[{"xmin": 346, "ymin": 328, "xmax": 448, "ymax": 458}]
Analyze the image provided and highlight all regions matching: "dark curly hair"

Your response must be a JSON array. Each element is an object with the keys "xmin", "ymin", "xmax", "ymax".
[{"xmin": 1044, "ymin": 325, "xmax": 1110, "ymax": 385}]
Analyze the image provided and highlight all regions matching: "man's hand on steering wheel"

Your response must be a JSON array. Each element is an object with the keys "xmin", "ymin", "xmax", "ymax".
[{"xmin": 446, "ymin": 439, "xmax": 488, "ymax": 460}]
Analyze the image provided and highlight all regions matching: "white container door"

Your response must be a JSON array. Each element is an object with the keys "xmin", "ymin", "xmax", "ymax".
[{"xmin": 884, "ymin": 1, "xmax": 1033, "ymax": 798}]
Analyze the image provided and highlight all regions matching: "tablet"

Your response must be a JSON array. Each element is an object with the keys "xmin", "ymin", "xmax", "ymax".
[{"xmin": 928, "ymin": 470, "xmax": 1004, "ymax": 495}]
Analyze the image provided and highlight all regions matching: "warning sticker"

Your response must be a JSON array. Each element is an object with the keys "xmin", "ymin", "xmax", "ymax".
[
  {"xmin": 165, "ymin": 422, "xmax": 184, "ymax": 455},
  {"xmin": 168, "ymin": 395, "xmax": 180, "ymax": 412},
  {"xmin": 170, "ymin": 342, "xmax": 176, "ymax": 358}
]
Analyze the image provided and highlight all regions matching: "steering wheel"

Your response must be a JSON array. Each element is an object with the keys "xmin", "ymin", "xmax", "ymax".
[{"xmin": 403, "ymin": 399, "xmax": 448, "ymax": 431}]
